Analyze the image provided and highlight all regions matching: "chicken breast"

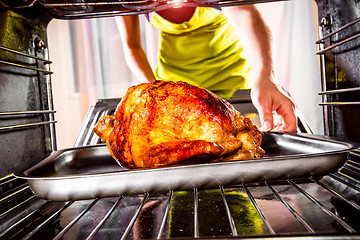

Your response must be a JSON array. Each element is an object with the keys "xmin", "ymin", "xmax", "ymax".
[{"xmin": 94, "ymin": 80, "xmax": 264, "ymax": 168}]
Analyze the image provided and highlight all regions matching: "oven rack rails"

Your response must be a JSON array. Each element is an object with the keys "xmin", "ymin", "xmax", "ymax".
[
  {"xmin": 317, "ymin": 14, "xmax": 360, "ymax": 141},
  {"xmin": 1, "ymin": 168, "xmax": 360, "ymax": 239},
  {"xmin": 0, "ymin": 44, "xmax": 57, "ymax": 151}
]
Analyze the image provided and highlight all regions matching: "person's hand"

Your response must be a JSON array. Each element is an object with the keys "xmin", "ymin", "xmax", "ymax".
[
  {"xmin": 222, "ymin": 5, "xmax": 297, "ymax": 133},
  {"xmin": 251, "ymin": 79, "xmax": 297, "ymax": 133}
]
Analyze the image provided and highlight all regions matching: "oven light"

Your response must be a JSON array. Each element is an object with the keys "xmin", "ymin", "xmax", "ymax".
[
  {"xmin": 166, "ymin": 0, "xmax": 188, "ymax": 7},
  {"xmin": 166, "ymin": 0, "xmax": 188, "ymax": 2}
]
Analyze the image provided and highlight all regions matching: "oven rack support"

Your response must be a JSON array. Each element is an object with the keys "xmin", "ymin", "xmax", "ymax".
[
  {"xmin": 316, "ymin": 12, "xmax": 360, "ymax": 140},
  {"xmin": 317, "ymin": 16, "xmax": 360, "ymax": 106},
  {"xmin": 0, "ymin": 44, "xmax": 57, "ymax": 151}
]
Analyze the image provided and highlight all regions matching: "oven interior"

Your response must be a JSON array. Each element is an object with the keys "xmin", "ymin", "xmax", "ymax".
[{"xmin": 1, "ymin": 0, "xmax": 360, "ymax": 239}]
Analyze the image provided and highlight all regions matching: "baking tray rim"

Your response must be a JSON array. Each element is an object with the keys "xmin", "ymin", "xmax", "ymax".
[{"xmin": 14, "ymin": 132, "xmax": 359, "ymax": 180}]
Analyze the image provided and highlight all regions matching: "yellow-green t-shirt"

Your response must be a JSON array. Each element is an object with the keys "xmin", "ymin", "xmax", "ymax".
[{"xmin": 149, "ymin": 7, "xmax": 250, "ymax": 100}]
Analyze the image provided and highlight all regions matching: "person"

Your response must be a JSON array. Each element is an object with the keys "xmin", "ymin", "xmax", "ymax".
[{"xmin": 115, "ymin": 4, "xmax": 297, "ymax": 132}]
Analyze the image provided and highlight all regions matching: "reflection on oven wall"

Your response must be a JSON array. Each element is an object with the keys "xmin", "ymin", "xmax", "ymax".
[{"xmin": 47, "ymin": 0, "xmax": 323, "ymax": 149}]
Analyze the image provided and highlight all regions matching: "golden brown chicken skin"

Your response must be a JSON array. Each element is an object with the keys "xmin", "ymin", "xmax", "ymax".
[{"xmin": 94, "ymin": 80, "xmax": 264, "ymax": 168}]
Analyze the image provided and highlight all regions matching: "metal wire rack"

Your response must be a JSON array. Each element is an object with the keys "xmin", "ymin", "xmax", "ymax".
[
  {"xmin": 316, "ymin": 13, "xmax": 360, "ymax": 140},
  {"xmin": 0, "ymin": 44, "xmax": 57, "ymax": 151},
  {"xmin": 1, "ymin": 172, "xmax": 360, "ymax": 239},
  {"xmin": 317, "ymin": 16, "xmax": 360, "ymax": 106}
]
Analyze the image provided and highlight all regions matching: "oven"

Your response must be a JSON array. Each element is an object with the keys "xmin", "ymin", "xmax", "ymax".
[{"xmin": 1, "ymin": 0, "xmax": 360, "ymax": 239}]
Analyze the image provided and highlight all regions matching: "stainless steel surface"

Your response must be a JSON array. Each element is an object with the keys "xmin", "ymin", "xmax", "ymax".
[
  {"xmin": 319, "ymin": 102, "xmax": 360, "ymax": 106},
  {"xmin": 0, "ymin": 59, "xmax": 53, "ymax": 74},
  {"xmin": 0, "ymin": 120, "xmax": 57, "ymax": 131},
  {"xmin": 14, "ymin": 132, "xmax": 357, "ymax": 201},
  {"xmin": 316, "ymin": 15, "xmax": 360, "ymax": 55},
  {"xmin": 316, "ymin": 32, "xmax": 360, "ymax": 55},
  {"xmin": 2, "ymin": 174, "xmax": 360, "ymax": 239},
  {"xmin": 318, "ymin": 24, "xmax": 330, "ymax": 136},
  {"xmin": 0, "ymin": 110, "xmax": 56, "ymax": 116},
  {"xmin": 44, "ymin": 42, "xmax": 57, "ymax": 152},
  {"xmin": 287, "ymin": 179, "xmax": 356, "ymax": 233},
  {"xmin": 316, "ymin": 17, "xmax": 360, "ymax": 44},
  {"xmin": 73, "ymin": 98, "xmax": 119, "ymax": 147},
  {"xmin": 0, "ymin": 0, "xmax": 289, "ymax": 19},
  {"xmin": 0, "ymin": 45, "xmax": 52, "ymax": 63},
  {"xmin": 319, "ymin": 87, "xmax": 360, "ymax": 95}
]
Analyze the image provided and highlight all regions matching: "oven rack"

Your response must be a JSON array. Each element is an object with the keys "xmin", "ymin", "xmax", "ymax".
[
  {"xmin": 0, "ymin": 0, "xmax": 288, "ymax": 19},
  {"xmin": 317, "ymin": 16, "xmax": 360, "ymax": 106},
  {"xmin": 0, "ymin": 44, "xmax": 57, "ymax": 151},
  {"xmin": 316, "ymin": 14, "xmax": 360, "ymax": 140},
  {"xmin": 1, "ymin": 171, "xmax": 360, "ymax": 239},
  {"xmin": 0, "ymin": 46, "xmax": 52, "ymax": 74}
]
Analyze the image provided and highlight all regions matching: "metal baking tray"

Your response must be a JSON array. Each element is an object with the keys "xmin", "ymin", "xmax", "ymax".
[{"xmin": 14, "ymin": 132, "xmax": 358, "ymax": 201}]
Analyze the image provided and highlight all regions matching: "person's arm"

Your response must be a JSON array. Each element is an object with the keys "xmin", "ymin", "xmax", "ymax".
[
  {"xmin": 222, "ymin": 5, "xmax": 297, "ymax": 132},
  {"xmin": 115, "ymin": 15, "xmax": 156, "ymax": 83}
]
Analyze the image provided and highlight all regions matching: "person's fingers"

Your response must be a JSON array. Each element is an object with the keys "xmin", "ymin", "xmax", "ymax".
[
  {"xmin": 251, "ymin": 89, "xmax": 274, "ymax": 132},
  {"xmin": 274, "ymin": 101, "xmax": 297, "ymax": 132},
  {"xmin": 257, "ymin": 104, "xmax": 274, "ymax": 132},
  {"xmin": 251, "ymin": 84, "xmax": 297, "ymax": 133}
]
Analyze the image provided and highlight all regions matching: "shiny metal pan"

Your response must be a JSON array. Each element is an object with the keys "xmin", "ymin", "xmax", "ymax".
[{"xmin": 14, "ymin": 132, "xmax": 358, "ymax": 201}]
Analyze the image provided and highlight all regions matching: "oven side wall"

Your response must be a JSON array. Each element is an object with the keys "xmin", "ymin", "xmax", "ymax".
[
  {"xmin": 0, "ymin": 2, "xmax": 53, "ymax": 177},
  {"xmin": 316, "ymin": 0, "xmax": 360, "ymax": 142}
]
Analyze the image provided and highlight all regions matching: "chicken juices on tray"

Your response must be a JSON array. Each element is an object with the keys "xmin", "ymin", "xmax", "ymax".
[{"xmin": 93, "ymin": 80, "xmax": 264, "ymax": 168}]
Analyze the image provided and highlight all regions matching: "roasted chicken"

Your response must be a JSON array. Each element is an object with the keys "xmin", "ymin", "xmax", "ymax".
[{"xmin": 94, "ymin": 80, "xmax": 264, "ymax": 168}]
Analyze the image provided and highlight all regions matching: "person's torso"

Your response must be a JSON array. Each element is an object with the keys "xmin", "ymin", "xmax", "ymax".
[{"xmin": 147, "ymin": 7, "xmax": 250, "ymax": 99}]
